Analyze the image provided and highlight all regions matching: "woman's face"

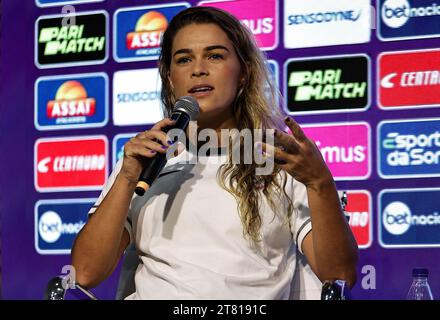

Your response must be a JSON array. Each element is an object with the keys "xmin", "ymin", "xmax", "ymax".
[{"xmin": 169, "ymin": 23, "xmax": 243, "ymax": 127}]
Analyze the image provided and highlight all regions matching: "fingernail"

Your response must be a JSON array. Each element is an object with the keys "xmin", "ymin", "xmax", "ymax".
[
  {"xmin": 161, "ymin": 145, "xmax": 168, "ymax": 149},
  {"xmin": 284, "ymin": 116, "xmax": 291, "ymax": 123},
  {"xmin": 150, "ymin": 150, "xmax": 157, "ymax": 154},
  {"xmin": 167, "ymin": 140, "xmax": 174, "ymax": 146}
]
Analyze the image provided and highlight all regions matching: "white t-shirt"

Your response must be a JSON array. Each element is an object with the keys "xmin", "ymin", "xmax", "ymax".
[{"xmin": 89, "ymin": 147, "xmax": 312, "ymax": 300}]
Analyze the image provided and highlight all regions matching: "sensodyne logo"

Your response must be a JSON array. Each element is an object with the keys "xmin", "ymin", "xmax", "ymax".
[
  {"xmin": 382, "ymin": 0, "xmax": 440, "ymax": 28},
  {"xmin": 288, "ymin": 10, "xmax": 361, "ymax": 25}
]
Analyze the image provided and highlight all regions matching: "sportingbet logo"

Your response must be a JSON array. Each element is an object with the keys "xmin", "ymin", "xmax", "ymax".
[
  {"xmin": 302, "ymin": 122, "xmax": 371, "ymax": 180},
  {"xmin": 379, "ymin": 0, "xmax": 440, "ymax": 40},
  {"xmin": 36, "ymin": 11, "xmax": 108, "ymax": 68},
  {"xmin": 35, "ymin": 136, "xmax": 108, "ymax": 192},
  {"xmin": 114, "ymin": 3, "xmax": 190, "ymax": 62},
  {"xmin": 379, "ymin": 49, "xmax": 440, "ymax": 109},
  {"xmin": 345, "ymin": 191, "xmax": 372, "ymax": 249},
  {"xmin": 380, "ymin": 189, "xmax": 440, "ymax": 248},
  {"xmin": 35, "ymin": 199, "xmax": 94, "ymax": 254},
  {"xmin": 199, "ymin": 0, "xmax": 278, "ymax": 50},
  {"xmin": 285, "ymin": 55, "xmax": 370, "ymax": 114},
  {"xmin": 113, "ymin": 68, "xmax": 164, "ymax": 126},
  {"xmin": 35, "ymin": 73, "xmax": 108, "ymax": 130},
  {"xmin": 378, "ymin": 118, "xmax": 440, "ymax": 178},
  {"xmin": 284, "ymin": 0, "xmax": 371, "ymax": 49}
]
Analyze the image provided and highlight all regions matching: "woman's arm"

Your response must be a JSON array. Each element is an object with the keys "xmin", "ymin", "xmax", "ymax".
[
  {"xmin": 261, "ymin": 116, "xmax": 359, "ymax": 288},
  {"xmin": 71, "ymin": 118, "xmax": 176, "ymax": 288}
]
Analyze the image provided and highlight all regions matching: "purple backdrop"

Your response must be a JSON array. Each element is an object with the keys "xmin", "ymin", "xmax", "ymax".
[{"xmin": 1, "ymin": 0, "xmax": 439, "ymax": 299}]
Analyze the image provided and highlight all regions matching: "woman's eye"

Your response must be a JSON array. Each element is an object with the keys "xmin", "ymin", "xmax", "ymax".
[
  {"xmin": 176, "ymin": 57, "xmax": 191, "ymax": 64},
  {"xmin": 209, "ymin": 54, "xmax": 223, "ymax": 60}
]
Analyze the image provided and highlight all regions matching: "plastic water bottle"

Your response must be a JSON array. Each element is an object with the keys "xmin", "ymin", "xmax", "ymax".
[{"xmin": 406, "ymin": 268, "xmax": 434, "ymax": 300}]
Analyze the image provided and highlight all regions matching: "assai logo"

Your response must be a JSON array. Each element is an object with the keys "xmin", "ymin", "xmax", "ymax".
[
  {"xmin": 379, "ymin": 188, "xmax": 440, "ymax": 248},
  {"xmin": 302, "ymin": 122, "xmax": 371, "ymax": 180},
  {"xmin": 35, "ymin": 199, "xmax": 94, "ymax": 254},
  {"xmin": 35, "ymin": 73, "xmax": 108, "ymax": 130},
  {"xmin": 199, "ymin": 0, "xmax": 278, "ymax": 50},
  {"xmin": 114, "ymin": 3, "xmax": 190, "ymax": 62},
  {"xmin": 378, "ymin": 49, "xmax": 440, "ymax": 109},
  {"xmin": 344, "ymin": 190, "xmax": 372, "ymax": 249},
  {"xmin": 35, "ymin": 136, "xmax": 108, "ymax": 192},
  {"xmin": 113, "ymin": 68, "xmax": 164, "ymax": 126},
  {"xmin": 378, "ymin": 0, "xmax": 440, "ymax": 40},
  {"xmin": 378, "ymin": 118, "xmax": 440, "ymax": 178},
  {"xmin": 113, "ymin": 133, "xmax": 136, "ymax": 167},
  {"xmin": 36, "ymin": 0, "xmax": 104, "ymax": 7},
  {"xmin": 284, "ymin": 55, "xmax": 370, "ymax": 115},
  {"xmin": 284, "ymin": 0, "xmax": 371, "ymax": 49},
  {"xmin": 35, "ymin": 11, "xmax": 108, "ymax": 68}
]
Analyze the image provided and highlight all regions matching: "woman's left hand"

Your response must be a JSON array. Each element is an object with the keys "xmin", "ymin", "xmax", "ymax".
[{"xmin": 260, "ymin": 116, "xmax": 334, "ymax": 191}]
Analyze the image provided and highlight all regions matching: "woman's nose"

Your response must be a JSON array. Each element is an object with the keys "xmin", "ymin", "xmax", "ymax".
[{"xmin": 191, "ymin": 59, "xmax": 209, "ymax": 78}]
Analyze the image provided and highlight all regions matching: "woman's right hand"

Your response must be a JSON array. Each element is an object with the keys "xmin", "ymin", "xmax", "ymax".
[{"xmin": 119, "ymin": 118, "xmax": 176, "ymax": 184}]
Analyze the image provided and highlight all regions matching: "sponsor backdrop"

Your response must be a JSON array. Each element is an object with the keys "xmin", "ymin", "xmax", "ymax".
[{"xmin": 0, "ymin": 0, "xmax": 439, "ymax": 299}]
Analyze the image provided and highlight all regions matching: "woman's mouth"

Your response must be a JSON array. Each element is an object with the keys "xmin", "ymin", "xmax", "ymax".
[{"xmin": 188, "ymin": 85, "xmax": 214, "ymax": 97}]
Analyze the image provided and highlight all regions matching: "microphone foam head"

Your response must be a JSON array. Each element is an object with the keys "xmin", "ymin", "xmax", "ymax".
[{"xmin": 174, "ymin": 96, "xmax": 200, "ymax": 121}]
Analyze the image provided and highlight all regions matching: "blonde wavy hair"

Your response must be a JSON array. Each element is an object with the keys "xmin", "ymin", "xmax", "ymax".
[{"xmin": 159, "ymin": 7, "xmax": 293, "ymax": 245}]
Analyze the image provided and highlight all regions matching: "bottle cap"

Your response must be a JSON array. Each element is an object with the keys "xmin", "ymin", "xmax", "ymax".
[{"xmin": 412, "ymin": 268, "xmax": 429, "ymax": 277}]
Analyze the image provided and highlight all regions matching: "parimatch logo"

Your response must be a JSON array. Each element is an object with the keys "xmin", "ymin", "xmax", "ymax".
[
  {"xmin": 36, "ymin": 11, "xmax": 108, "ymax": 68},
  {"xmin": 284, "ymin": 55, "xmax": 370, "ymax": 114}
]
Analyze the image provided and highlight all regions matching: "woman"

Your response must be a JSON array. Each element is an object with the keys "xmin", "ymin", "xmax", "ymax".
[{"xmin": 71, "ymin": 6, "xmax": 358, "ymax": 299}]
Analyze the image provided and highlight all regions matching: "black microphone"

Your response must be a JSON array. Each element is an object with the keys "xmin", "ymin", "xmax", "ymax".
[{"xmin": 134, "ymin": 96, "xmax": 199, "ymax": 196}]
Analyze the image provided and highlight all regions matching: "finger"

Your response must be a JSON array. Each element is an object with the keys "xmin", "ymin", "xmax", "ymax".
[
  {"xmin": 274, "ymin": 129, "xmax": 300, "ymax": 154},
  {"xmin": 260, "ymin": 142, "xmax": 290, "ymax": 164},
  {"xmin": 144, "ymin": 130, "xmax": 172, "ymax": 147},
  {"xmin": 124, "ymin": 142, "xmax": 158, "ymax": 158},
  {"xmin": 133, "ymin": 138, "xmax": 169, "ymax": 154},
  {"xmin": 151, "ymin": 118, "xmax": 176, "ymax": 131},
  {"xmin": 284, "ymin": 116, "xmax": 307, "ymax": 142}
]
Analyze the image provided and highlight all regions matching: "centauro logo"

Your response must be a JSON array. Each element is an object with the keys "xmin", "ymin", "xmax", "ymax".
[
  {"xmin": 36, "ymin": 11, "xmax": 108, "ymax": 68},
  {"xmin": 126, "ymin": 11, "xmax": 168, "ymax": 50}
]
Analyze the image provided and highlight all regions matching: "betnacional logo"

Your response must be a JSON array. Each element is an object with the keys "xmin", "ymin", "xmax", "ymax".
[
  {"xmin": 36, "ymin": 11, "xmax": 108, "ymax": 68},
  {"xmin": 198, "ymin": 0, "xmax": 278, "ymax": 50},
  {"xmin": 284, "ymin": 55, "xmax": 370, "ymax": 115},
  {"xmin": 35, "ymin": 199, "xmax": 94, "ymax": 254},
  {"xmin": 114, "ymin": 3, "xmax": 190, "ymax": 62},
  {"xmin": 35, "ymin": 73, "xmax": 108, "ymax": 130},
  {"xmin": 302, "ymin": 122, "xmax": 371, "ymax": 180},
  {"xmin": 344, "ymin": 190, "xmax": 372, "ymax": 249},
  {"xmin": 378, "ymin": 118, "xmax": 440, "ymax": 178},
  {"xmin": 284, "ymin": 0, "xmax": 371, "ymax": 49},
  {"xmin": 379, "ymin": 188, "xmax": 440, "ymax": 248},
  {"xmin": 113, "ymin": 68, "xmax": 164, "ymax": 126},
  {"xmin": 36, "ymin": 0, "xmax": 104, "ymax": 7},
  {"xmin": 378, "ymin": 0, "xmax": 440, "ymax": 40},
  {"xmin": 35, "ymin": 136, "xmax": 108, "ymax": 192},
  {"xmin": 378, "ymin": 49, "xmax": 440, "ymax": 109},
  {"xmin": 113, "ymin": 133, "xmax": 136, "ymax": 167}
]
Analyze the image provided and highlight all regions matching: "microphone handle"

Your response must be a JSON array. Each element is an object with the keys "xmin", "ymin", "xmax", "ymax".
[{"xmin": 134, "ymin": 111, "xmax": 190, "ymax": 196}]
